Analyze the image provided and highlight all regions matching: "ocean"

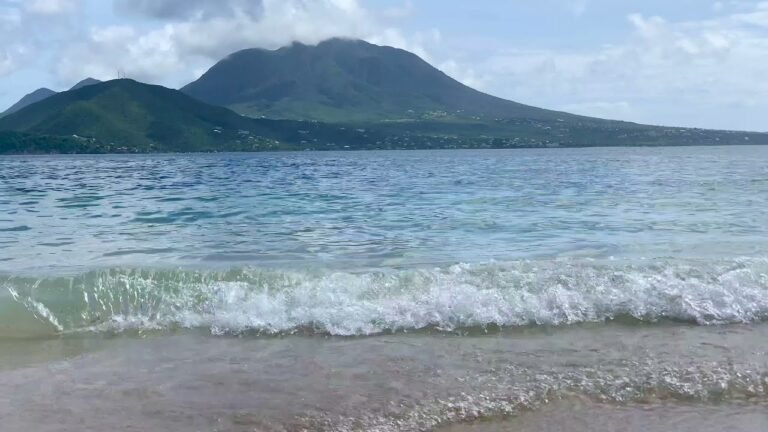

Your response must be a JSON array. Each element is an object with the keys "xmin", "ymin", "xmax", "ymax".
[{"xmin": 1, "ymin": 146, "xmax": 767, "ymax": 431}]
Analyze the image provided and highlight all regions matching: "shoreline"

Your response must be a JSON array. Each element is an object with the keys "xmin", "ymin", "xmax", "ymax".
[
  {"xmin": 2, "ymin": 323, "xmax": 767, "ymax": 431},
  {"xmin": 1, "ymin": 142, "xmax": 767, "ymax": 156}
]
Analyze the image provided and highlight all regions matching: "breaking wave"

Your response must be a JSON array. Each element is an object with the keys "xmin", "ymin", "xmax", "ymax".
[{"xmin": 2, "ymin": 257, "xmax": 768, "ymax": 338}]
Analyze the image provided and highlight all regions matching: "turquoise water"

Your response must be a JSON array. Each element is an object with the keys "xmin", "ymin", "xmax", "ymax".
[
  {"xmin": 2, "ymin": 147, "xmax": 768, "ymax": 273},
  {"xmin": 2, "ymin": 147, "xmax": 768, "ymax": 431},
  {"xmin": 2, "ymin": 147, "xmax": 768, "ymax": 336}
]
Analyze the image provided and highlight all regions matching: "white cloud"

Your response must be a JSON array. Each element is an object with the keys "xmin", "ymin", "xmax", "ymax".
[
  {"xmin": 438, "ymin": 59, "xmax": 489, "ymax": 91},
  {"xmin": 58, "ymin": 0, "xmax": 433, "ymax": 89},
  {"xmin": 24, "ymin": 0, "xmax": 79, "ymax": 15},
  {"xmin": 0, "ymin": 5, "xmax": 30, "ymax": 77},
  {"xmin": 2, "ymin": 0, "xmax": 767, "ymax": 130},
  {"xmin": 449, "ymin": 3, "xmax": 768, "ymax": 129},
  {"xmin": 58, "ymin": 0, "xmax": 383, "ymax": 85},
  {"xmin": 58, "ymin": 25, "xmax": 184, "ymax": 83},
  {"xmin": 0, "ymin": 0, "xmax": 81, "ymax": 80},
  {"xmin": 367, "ymin": 27, "xmax": 440, "ymax": 61},
  {"xmin": 732, "ymin": 1, "xmax": 768, "ymax": 26},
  {"xmin": 0, "ymin": 48, "xmax": 20, "ymax": 76}
]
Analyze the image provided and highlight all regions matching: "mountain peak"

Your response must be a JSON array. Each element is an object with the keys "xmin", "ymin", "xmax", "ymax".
[
  {"xmin": 1, "ymin": 78, "xmax": 105, "ymax": 117},
  {"xmin": 1, "ymin": 88, "xmax": 58, "ymax": 117},
  {"xmin": 181, "ymin": 37, "xmax": 568, "ymax": 122},
  {"xmin": 70, "ymin": 78, "xmax": 102, "ymax": 91}
]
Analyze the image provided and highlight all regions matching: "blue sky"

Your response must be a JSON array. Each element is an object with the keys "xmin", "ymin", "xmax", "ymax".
[{"xmin": 1, "ymin": 0, "xmax": 767, "ymax": 130}]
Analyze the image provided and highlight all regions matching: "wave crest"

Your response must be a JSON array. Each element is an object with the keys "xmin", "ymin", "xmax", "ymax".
[{"xmin": 2, "ymin": 258, "xmax": 768, "ymax": 337}]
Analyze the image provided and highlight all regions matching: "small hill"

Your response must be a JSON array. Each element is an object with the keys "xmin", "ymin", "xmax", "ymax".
[
  {"xmin": 1, "ymin": 88, "xmax": 57, "ymax": 117},
  {"xmin": 1, "ymin": 78, "xmax": 102, "ymax": 118},
  {"xmin": 0, "ymin": 79, "xmax": 269, "ymax": 152},
  {"xmin": 182, "ymin": 38, "xmax": 586, "ymax": 123}
]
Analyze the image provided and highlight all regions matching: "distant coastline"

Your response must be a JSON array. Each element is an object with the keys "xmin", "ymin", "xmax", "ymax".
[{"xmin": 2, "ymin": 39, "xmax": 767, "ymax": 154}]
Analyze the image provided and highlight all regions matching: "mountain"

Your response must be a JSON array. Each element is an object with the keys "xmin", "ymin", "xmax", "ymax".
[
  {"xmin": 1, "ymin": 41, "xmax": 767, "ymax": 154},
  {"xmin": 69, "ymin": 78, "xmax": 102, "ymax": 91},
  {"xmin": 1, "ymin": 78, "xmax": 102, "ymax": 118},
  {"xmin": 179, "ymin": 38, "xmax": 768, "ymax": 148},
  {"xmin": 1, "ymin": 88, "xmax": 57, "ymax": 117},
  {"xmin": 0, "ymin": 79, "xmax": 270, "ymax": 152},
  {"xmin": 182, "ymin": 38, "xmax": 585, "ymax": 123}
]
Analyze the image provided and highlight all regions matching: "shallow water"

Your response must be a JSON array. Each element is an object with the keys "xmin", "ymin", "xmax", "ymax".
[
  {"xmin": 441, "ymin": 400, "xmax": 768, "ymax": 432},
  {"xmin": 1, "ymin": 147, "xmax": 768, "ymax": 430},
  {"xmin": 2, "ymin": 325, "xmax": 768, "ymax": 431}
]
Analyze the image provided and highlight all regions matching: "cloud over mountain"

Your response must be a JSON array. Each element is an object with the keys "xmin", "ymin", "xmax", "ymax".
[
  {"xmin": 58, "ymin": 0, "xmax": 381, "ymax": 86},
  {"xmin": 114, "ymin": 0, "xmax": 264, "ymax": 20},
  {"xmin": 1, "ymin": 0, "xmax": 768, "ymax": 130}
]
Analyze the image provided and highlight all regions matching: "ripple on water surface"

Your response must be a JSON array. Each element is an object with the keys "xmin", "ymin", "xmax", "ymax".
[{"xmin": 0, "ymin": 148, "xmax": 767, "ymax": 271}]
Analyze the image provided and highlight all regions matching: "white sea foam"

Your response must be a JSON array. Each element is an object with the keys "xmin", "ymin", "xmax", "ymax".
[{"xmin": 3, "ymin": 257, "xmax": 768, "ymax": 337}]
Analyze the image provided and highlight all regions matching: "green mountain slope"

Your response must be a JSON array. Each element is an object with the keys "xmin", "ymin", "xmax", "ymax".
[
  {"xmin": 1, "ymin": 78, "xmax": 102, "ymax": 118},
  {"xmin": 0, "ymin": 131, "xmax": 101, "ymax": 154},
  {"xmin": 0, "ymin": 79, "xmax": 388, "ymax": 153},
  {"xmin": 1, "ymin": 88, "xmax": 57, "ymax": 117},
  {"xmin": 180, "ymin": 38, "xmax": 768, "ymax": 148},
  {"xmin": 182, "ymin": 38, "xmax": 586, "ymax": 123},
  {"xmin": 0, "ymin": 79, "xmax": 267, "ymax": 152}
]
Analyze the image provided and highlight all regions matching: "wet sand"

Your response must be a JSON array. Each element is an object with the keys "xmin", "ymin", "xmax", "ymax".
[
  {"xmin": 1, "ymin": 323, "xmax": 768, "ymax": 431},
  {"xmin": 440, "ymin": 399, "xmax": 768, "ymax": 432}
]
